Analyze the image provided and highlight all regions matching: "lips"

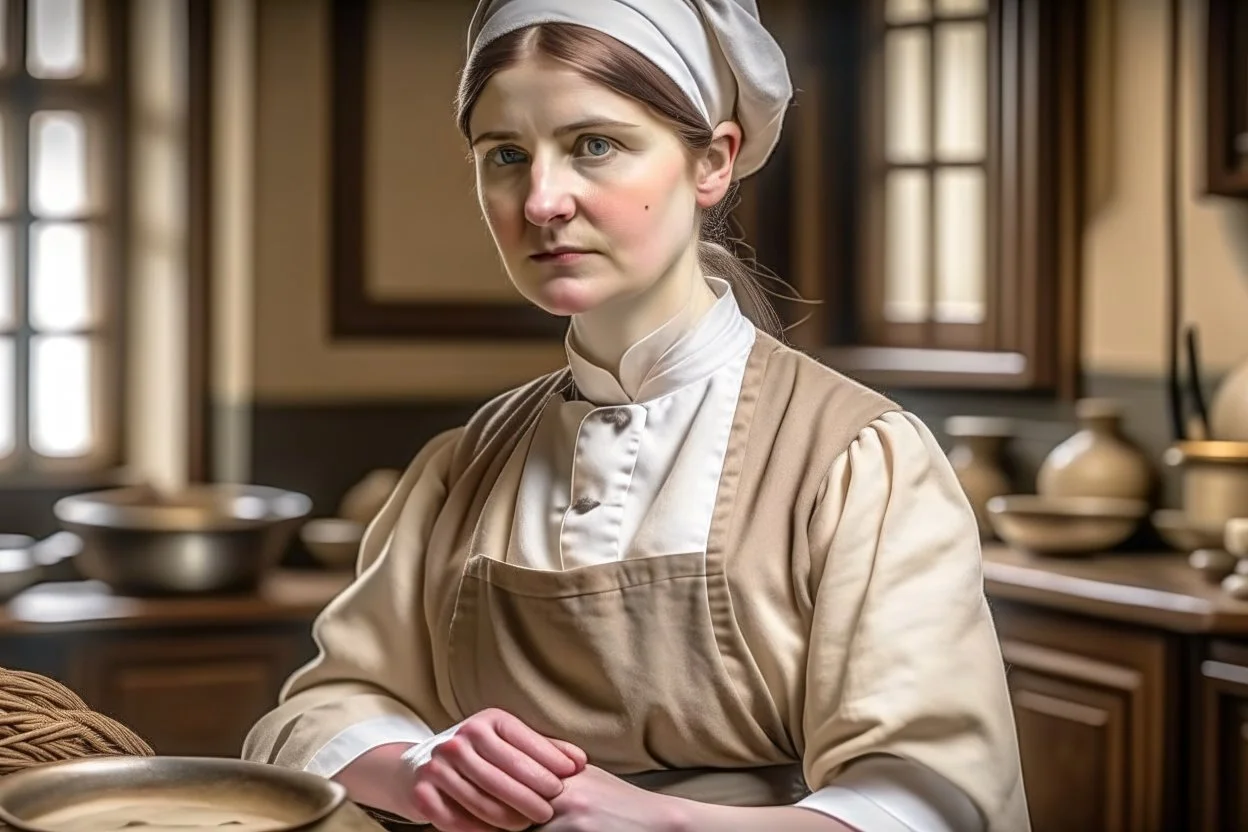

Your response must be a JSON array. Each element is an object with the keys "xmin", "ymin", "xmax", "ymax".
[{"xmin": 530, "ymin": 248, "xmax": 593, "ymax": 262}]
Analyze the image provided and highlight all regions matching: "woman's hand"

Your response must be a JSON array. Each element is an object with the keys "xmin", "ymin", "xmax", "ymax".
[
  {"xmin": 410, "ymin": 708, "xmax": 588, "ymax": 832},
  {"xmin": 536, "ymin": 765, "xmax": 687, "ymax": 832}
]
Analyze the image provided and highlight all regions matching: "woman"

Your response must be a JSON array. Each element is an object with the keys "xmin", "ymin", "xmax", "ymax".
[{"xmin": 244, "ymin": 1, "xmax": 1030, "ymax": 830}]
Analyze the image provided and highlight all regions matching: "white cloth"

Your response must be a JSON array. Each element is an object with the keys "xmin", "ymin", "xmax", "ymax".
[
  {"xmin": 307, "ymin": 279, "xmax": 984, "ymax": 831},
  {"xmin": 464, "ymin": 0, "xmax": 793, "ymax": 179}
]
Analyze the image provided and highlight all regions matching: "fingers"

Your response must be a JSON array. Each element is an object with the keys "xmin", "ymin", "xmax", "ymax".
[
  {"xmin": 548, "ymin": 738, "xmax": 588, "ymax": 770},
  {"xmin": 491, "ymin": 712, "xmax": 581, "ymax": 778},
  {"xmin": 438, "ymin": 736, "xmax": 555, "ymax": 825},
  {"xmin": 419, "ymin": 749, "xmax": 542, "ymax": 831},
  {"xmin": 410, "ymin": 778, "xmax": 499, "ymax": 832}
]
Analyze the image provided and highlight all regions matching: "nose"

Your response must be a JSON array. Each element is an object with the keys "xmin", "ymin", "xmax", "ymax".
[{"xmin": 524, "ymin": 158, "xmax": 576, "ymax": 227}]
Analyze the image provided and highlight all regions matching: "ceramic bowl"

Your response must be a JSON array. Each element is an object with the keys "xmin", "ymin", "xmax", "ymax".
[
  {"xmin": 986, "ymin": 495, "xmax": 1147, "ymax": 556},
  {"xmin": 1152, "ymin": 508, "xmax": 1226, "ymax": 553},
  {"xmin": 299, "ymin": 518, "xmax": 364, "ymax": 570}
]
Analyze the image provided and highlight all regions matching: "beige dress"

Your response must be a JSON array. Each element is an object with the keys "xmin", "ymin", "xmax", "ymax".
[{"xmin": 244, "ymin": 287, "xmax": 1029, "ymax": 832}]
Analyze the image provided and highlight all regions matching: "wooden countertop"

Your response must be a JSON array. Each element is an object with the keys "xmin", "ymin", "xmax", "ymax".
[
  {"xmin": 0, "ymin": 569, "xmax": 353, "ymax": 634},
  {"xmin": 982, "ymin": 543, "xmax": 1248, "ymax": 635},
  {"xmin": 5, "ymin": 549, "xmax": 1247, "ymax": 637}
]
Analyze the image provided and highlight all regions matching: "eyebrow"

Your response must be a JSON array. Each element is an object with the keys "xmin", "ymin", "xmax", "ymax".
[{"xmin": 470, "ymin": 118, "xmax": 640, "ymax": 146}]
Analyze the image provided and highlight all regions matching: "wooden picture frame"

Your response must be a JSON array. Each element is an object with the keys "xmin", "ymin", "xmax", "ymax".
[
  {"xmin": 1204, "ymin": 0, "xmax": 1248, "ymax": 197},
  {"xmin": 326, "ymin": 0, "xmax": 564, "ymax": 341}
]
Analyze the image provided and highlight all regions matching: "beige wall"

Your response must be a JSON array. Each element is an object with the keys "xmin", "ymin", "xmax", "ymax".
[
  {"xmin": 233, "ymin": 0, "xmax": 1248, "ymax": 405},
  {"xmin": 1083, "ymin": 0, "xmax": 1248, "ymax": 376},
  {"xmin": 248, "ymin": 0, "xmax": 562, "ymax": 403}
]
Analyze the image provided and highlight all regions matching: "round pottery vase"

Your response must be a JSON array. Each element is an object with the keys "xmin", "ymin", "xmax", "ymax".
[
  {"xmin": 1038, "ymin": 399, "xmax": 1152, "ymax": 502},
  {"xmin": 945, "ymin": 416, "xmax": 1014, "ymax": 539}
]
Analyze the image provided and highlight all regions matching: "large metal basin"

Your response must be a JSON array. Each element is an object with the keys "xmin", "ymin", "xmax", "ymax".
[
  {"xmin": 53, "ymin": 484, "xmax": 312, "ymax": 595},
  {"xmin": 0, "ymin": 755, "xmax": 345, "ymax": 831}
]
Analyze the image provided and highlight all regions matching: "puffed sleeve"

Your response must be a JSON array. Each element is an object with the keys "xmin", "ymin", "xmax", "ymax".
[
  {"xmin": 242, "ymin": 427, "xmax": 463, "ymax": 775},
  {"xmin": 796, "ymin": 411, "xmax": 1030, "ymax": 831}
]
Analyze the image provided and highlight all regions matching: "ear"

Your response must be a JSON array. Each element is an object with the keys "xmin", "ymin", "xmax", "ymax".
[{"xmin": 694, "ymin": 121, "xmax": 742, "ymax": 209}]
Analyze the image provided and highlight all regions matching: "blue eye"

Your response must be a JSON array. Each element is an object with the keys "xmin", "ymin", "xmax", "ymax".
[
  {"xmin": 582, "ymin": 137, "xmax": 613, "ymax": 157},
  {"xmin": 490, "ymin": 147, "xmax": 527, "ymax": 166}
]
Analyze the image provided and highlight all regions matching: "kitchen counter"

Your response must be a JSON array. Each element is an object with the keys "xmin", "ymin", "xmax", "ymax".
[
  {"xmin": 981, "ymin": 543, "xmax": 1248, "ymax": 634},
  {"xmin": 0, "ymin": 569, "xmax": 353, "ymax": 634}
]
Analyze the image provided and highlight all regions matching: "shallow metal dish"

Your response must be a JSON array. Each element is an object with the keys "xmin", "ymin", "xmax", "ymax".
[
  {"xmin": 0, "ymin": 755, "xmax": 346, "ymax": 832},
  {"xmin": 53, "ymin": 484, "xmax": 312, "ymax": 595}
]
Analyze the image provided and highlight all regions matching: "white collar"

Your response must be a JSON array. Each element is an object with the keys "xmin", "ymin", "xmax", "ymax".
[{"xmin": 565, "ymin": 277, "xmax": 755, "ymax": 405}]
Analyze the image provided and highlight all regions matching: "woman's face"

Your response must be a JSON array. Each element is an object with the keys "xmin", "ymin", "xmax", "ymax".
[{"xmin": 468, "ymin": 56, "xmax": 733, "ymax": 318}]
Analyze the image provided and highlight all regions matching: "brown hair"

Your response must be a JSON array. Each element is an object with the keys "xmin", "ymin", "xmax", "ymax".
[{"xmin": 456, "ymin": 22, "xmax": 787, "ymax": 340}]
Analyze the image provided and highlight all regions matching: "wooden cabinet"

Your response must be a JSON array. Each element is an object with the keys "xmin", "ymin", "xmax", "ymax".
[
  {"xmin": 983, "ymin": 546, "xmax": 1248, "ymax": 832},
  {"xmin": 993, "ymin": 603, "xmax": 1176, "ymax": 832},
  {"xmin": 71, "ymin": 630, "xmax": 312, "ymax": 757},
  {"xmin": 0, "ymin": 570, "xmax": 348, "ymax": 759},
  {"xmin": 1197, "ymin": 641, "xmax": 1248, "ymax": 831}
]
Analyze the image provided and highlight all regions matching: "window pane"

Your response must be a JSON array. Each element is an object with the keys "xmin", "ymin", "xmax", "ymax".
[
  {"xmin": 30, "ymin": 222, "xmax": 91, "ymax": 332},
  {"xmin": 28, "ymin": 0, "xmax": 84, "ymax": 79},
  {"xmin": 0, "ymin": 337, "xmax": 11, "ymax": 458},
  {"xmin": 885, "ymin": 29, "xmax": 930, "ymax": 163},
  {"xmin": 936, "ymin": 0, "xmax": 988, "ymax": 14},
  {"xmin": 936, "ymin": 23, "xmax": 987, "ymax": 160},
  {"xmin": 886, "ymin": 0, "xmax": 930, "ymax": 24},
  {"xmin": 30, "ymin": 334, "xmax": 92, "ymax": 457},
  {"xmin": 31, "ymin": 111, "xmax": 88, "ymax": 217},
  {"xmin": 0, "ymin": 112, "xmax": 8, "ymax": 212},
  {"xmin": 0, "ymin": 226, "xmax": 13, "ymax": 330},
  {"xmin": 884, "ymin": 169, "xmax": 930, "ymax": 322},
  {"xmin": 935, "ymin": 168, "xmax": 986, "ymax": 323}
]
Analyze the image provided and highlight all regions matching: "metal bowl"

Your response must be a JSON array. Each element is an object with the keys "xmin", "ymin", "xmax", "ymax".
[
  {"xmin": 53, "ymin": 484, "xmax": 312, "ymax": 596},
  {"xmin": 0, "ymin": 755, "xmax": 346, "ymax": 832}
]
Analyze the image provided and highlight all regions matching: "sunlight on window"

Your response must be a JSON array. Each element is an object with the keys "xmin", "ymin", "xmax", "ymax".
[
  {"xmin": 30, "ymin": 222, "xmax": 90, "ymax": 332},
  {"xmin": 31, "ymin": 111, "xmax": 87, "ymax": 217},
  {"xmin": 28, "ymin": 0, "xmax": 84, "ymax": 79},
  {"xmin": 884, "ymin": 169, "xmax": 930, "ymax": 322},
  {"xmin": 935, "ymin": 168, "xmax": 986, "ymax": 323},
  {"xmin": 936, "ymin": 0, "xmax": 987, "ymax": 14},
  {"xmin": 884, "ymin": 29, "xmax": 930, "ymax": 164},
  {"xmin": 0, "ymin": 112, "xmax": 8, "ymax": 212},
  {"xmin": 935, "ymin": 23, "xmax": 986, "ymax": 161},
  {"xmin": 0, "ymin": 227, "xmax": 12, "ymax": 331},
  {"xmin": 0, "ymin": 338, "xmax": 11, "ymax": 458},
  {"xmin": 31, "ymin": 335, "xmax": 92, "ymax": 457},
  {"xmin": 885, "ymin": 0, "xmax": 929, "ymax": 24}
]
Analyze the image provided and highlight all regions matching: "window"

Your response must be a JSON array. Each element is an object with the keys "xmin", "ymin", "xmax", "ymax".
[
  {"xmin": 0, "ymin": 0, "xmax": 126, "ymax": 478},
  {"xmin": 746, "ymin": 0, "xmax": 1083, "ymax": 393}
]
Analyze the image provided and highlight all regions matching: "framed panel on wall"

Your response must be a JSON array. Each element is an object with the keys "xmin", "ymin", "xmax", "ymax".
[
  {"xmin": 1204, "ymin": 0, "xmax": 1248, "ymax": 197},
  {"xmin": 327, "ymin": 0, "xmax": 564, "ymax": 340}
]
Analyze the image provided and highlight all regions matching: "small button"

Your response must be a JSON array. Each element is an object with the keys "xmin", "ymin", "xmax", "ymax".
[
  {"xmin": 571, "ymin": 496, "xmax": 600, "ymax": 514},
  {"xmin": 600, "ymin": 408, "xmax": 632, "ymax": 432}
]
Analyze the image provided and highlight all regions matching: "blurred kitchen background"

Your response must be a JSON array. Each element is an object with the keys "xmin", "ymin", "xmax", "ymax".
[{"xmin": 0, "ymin": 0, "xmax": 1247, "ymax": 829}]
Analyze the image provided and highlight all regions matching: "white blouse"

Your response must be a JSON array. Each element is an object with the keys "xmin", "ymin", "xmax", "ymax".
[{"xmin": 307, "ymin": 278, "xmax": 984, "ymax": 831}]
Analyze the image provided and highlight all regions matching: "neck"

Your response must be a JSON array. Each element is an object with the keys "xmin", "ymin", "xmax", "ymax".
[{"xmin": 571, "ymin": 244, "xmax": 717, "ymax": 372}]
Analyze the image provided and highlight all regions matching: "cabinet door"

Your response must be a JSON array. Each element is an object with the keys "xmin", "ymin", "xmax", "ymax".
[
  {"xmin": 992, "ymin": 603, "xmax": 1175, "ymax": 832},
  {"xmin": 71, "ymin": 630, "xmax": 311, "ymax": 758},
  {"xmin": 1198, "ymin": 641, "xmax": 1248, "ymax": 831}
]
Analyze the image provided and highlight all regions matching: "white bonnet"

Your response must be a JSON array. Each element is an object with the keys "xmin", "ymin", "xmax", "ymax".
[{"xmin": 465, "ymin": 0, "xmax": 793, "ymax": 180}]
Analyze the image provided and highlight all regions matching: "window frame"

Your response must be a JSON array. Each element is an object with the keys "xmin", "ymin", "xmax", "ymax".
[
  {"xmin": 748, "ymin": 0, "xmax": 1083, "ymax": 395},
  {"xmin": 0, "ymin": 0, "xmax": 130, "ymax": 484}
]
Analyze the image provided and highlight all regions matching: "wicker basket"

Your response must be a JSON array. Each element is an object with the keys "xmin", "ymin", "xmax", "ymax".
[{"xmin": 0, "ymin": 668, "xmax": 153, "ymax": 775}]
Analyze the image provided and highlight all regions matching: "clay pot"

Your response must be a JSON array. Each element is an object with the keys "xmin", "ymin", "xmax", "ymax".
[
  {"xmin": 1164, "ymin": 441, "xmax": 1248, "ymax": 528},
  {"xmin": 945, "ymin": 416, "xmax": 1014, "ymax": 539},
  {"xmin": 1037, "ymin": 399, "xmax": 1152, "ymax": 502},
  {"xmin": 338, "ymin": 469, "xmax": 401, "ymax": 526}
]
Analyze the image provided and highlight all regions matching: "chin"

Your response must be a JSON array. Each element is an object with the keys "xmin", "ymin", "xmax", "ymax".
[{"xmin": 520, "ymin": 272, "xmax": 611, "ymax": 317}]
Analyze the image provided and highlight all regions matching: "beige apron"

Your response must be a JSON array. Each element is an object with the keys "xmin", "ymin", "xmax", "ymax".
[{"xmin": 443, "ymin": 373, "xmax": 807, "ymax": 807}]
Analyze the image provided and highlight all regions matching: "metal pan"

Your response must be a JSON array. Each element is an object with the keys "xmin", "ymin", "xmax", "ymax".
[{"xmin": 0, "ymin": 756, "xmax": 346, "ymax": 832}]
